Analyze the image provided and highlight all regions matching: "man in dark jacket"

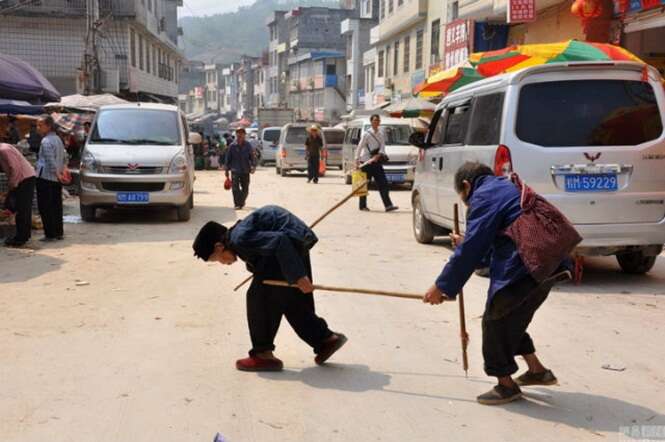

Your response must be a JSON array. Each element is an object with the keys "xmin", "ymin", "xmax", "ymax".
[
  {"xmin": 193, "ymin": 205, "xmax": 347, "ymax": 372},
  {"xmin": 423, "ymin": 162, "xmax": 560, "ymax": 406},
  {"xmin": 224, "ymin": 128, "xmax": 256, "ymax": 210}
]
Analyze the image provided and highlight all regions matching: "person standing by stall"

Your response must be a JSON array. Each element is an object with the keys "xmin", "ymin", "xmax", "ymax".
[
  {"xmin": 35, "ymin": 116, "xmax": 66, "ymax": 242},
  {"xmin": 0, "ymin": 143, "xmax": 36, "ymax": 247},
  {"xmin": 355, "ymin": 114, "xmax": 398, "ymax": 212},
  {"xmin": 305, "ymin": 125, "xmax": 323, "ymax": 184}
]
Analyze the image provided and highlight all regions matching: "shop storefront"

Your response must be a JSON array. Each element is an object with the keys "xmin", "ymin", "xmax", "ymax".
[{"xmin": 618, "ymin": 0, "xmax": 665, "ymax": 75}]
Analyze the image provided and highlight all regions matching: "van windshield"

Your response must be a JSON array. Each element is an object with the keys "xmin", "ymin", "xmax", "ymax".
[
  {"xmin": 262, "ymin": 129, "xmax": 280, "ymax": 144},
  {"xmin": 285, "ymin": 127, "xmax": 308, "ymax": 144},
  {"xmin": 383, "ymin": 125, "xmax": 413, "ymax": 145},
  {"xmin": 516, "ymin": 80, "xmax": 663, "ymax": 147},
  {"xmin": 91, "ymin": 109, "xmax": 181, "ymax": 145},
  {"xmin": 324, "ymin": 130, "xmax": 345, "ymax": 144}
]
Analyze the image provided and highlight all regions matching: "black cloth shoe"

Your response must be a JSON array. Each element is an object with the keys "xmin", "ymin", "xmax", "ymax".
[
  {"xmin": 515, "ymin": 369, "xmax": 558, "ymax": 386},
  {"xmin": 4, "ymin": 238, "xmax": 26, "ymax": 248},
  {"xmin": 315, "ymin": 333, "xmax": 348, "ymax": 365},
  {"xmin": 39, "ymin": 237, "xmax": 56, "ymax": 242},
  {"xmin": 359, "ymin": 207, "xmax": 370, "ymax": 212},
  {"xmin": 477, "ymin": 384, "xmax": 523, "ymax": 405},
  {"xmin": 385, "ymin": 205, "xmax": 399, "ymax": 212}
]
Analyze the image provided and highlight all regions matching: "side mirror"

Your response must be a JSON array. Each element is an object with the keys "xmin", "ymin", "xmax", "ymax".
[
  {"xmin": 409, "ymin": 131, "xmax": 428, "ymax": 148},
  {"xmin": 188, "ymin": 132, "xmax": 203, "ymax": 145}
]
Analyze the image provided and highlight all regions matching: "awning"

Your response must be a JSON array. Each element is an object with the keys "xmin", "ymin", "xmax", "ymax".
[
  {"xmin": 0, "ymin": 99, "xmax": 44, "ymax": 115},
  {"xmin": 0, "ymin": 53, "xmax": 60, "ymax": 103},
  {"xmin": 44, "ymin": 94, "xmax": 128, "ymax": 112},
  {"xmin": 624, "ymin": 10, "xmax": 665, "ymax": 33}
]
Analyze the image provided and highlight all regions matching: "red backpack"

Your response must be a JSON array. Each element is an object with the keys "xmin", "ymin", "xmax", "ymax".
[{"xmin": 504, "ymin": 173, "xmax": 582, "ymax": 282}]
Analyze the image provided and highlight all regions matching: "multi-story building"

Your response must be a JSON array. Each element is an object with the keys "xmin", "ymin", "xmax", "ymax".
[
  {"xmin": 0, "ymin": 0, "xmax": 185, "ymax": 102},
  {"xmin": 252, "ymin": 55, "xmax": 269, "ymax": 118},
  {"xmin": 178, "ymin": 60, "xmax": 205, "ymax": 95},
  {"xmin": 238, "ymin": 55, "xmax": 258, "ymax": 120},
  {"xmin": 203, "ymin": 63, "xmax": 224, "ymax": 113},
  {"xmin": 220, "ymin": 63, "xmax": 241, "ymax": 118},
  {"xmin": 341, "ymin": 0, "xmax": 379, "ymax": 110},
  {"xmin": 266, "ymin": 11, "xmax": 289, "ymax": 108}
]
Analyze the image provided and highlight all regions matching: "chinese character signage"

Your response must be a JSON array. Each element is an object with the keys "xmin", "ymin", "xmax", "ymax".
[
  {"xmin": 508, "ymin": 0, "xmax": 536, "ymax": 23},
  {"xmin": 613, "ymin": 0, "xmax": 665, "ymax": 14},
  {"xmin": 443, "ymin": 20, "xmax": 473, "ymax": 70}
]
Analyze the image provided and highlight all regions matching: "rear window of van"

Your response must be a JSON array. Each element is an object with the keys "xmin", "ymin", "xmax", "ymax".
[
  {"xmin": 323, "ymin": 130, "xmax": 345, "ymax": 144},
  {"xmin": 516, "ymin": 80, "xmax": 663, "ymax": 147},
  {"xmin": 285, "ymin": 127, "xmax": 308, "ymax": 144}
]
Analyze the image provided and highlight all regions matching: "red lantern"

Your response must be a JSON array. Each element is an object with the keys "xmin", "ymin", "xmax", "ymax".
[{"xmin": 571, "ymin": 0, "xmax": 602, "ymax": 18}]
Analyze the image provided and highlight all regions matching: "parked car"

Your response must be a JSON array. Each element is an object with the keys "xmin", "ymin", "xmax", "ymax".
[
  {"xmin": 259, "ymin": 126, "xmax": 281, "ymax": 166},
  {"xmin": 276, "ymin": 123, "xmax": 326, "ymax": 176},
  {"xmin": 79, "ymin": 103, "xmax": 199, "ymax": 222},
  {"xmin": 322, "ymin": 127, "xmax": 345, "ymax": 169},
  {"xmin": 410, "ymin": 61, "xmax": 665, "ymax": 274},
  {"xmin": 342, "ymin": 117, "xmax": 419, "ymax": 186}
]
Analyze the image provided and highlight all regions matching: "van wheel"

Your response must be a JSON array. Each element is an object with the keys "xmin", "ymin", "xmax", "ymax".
[
  {"xmin": 176, "ymin": 202, "xmax": 191, "ymax": 222},
  {"xmin": 188, "ymin": 193, "xmax": 194, "ymax": 209},
  {"xmin": 616, "ymin": 251, "xmax": 657, "ymax": 274},
  {"xmin": 280, "ymin": 168, "xmax": 288, "ymax": 177},
  {"xmin": 80, "ymin": 204, "xmax": 96, "ymax": 222},
  {"xmin": 413, "ymin": 195, "xmax": 435, "ymax": 244}
]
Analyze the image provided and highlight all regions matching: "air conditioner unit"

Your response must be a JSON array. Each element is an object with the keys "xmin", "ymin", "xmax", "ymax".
[{"xmin": 101, "ymin": 69, "xmax": 120, "ymax": 94}]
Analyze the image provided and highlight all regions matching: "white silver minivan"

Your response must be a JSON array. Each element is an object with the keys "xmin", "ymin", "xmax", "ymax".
[
  {"xmin": 342, "ymin": 117, "xmax": 419, "ymax": 186},
  {"xmin": 276, "ymin": 123, "xmax": 325, "ymax": 176},
  {"xmin": 411, "ymin": 62, "xmax": 665, "ymax": 274},
  {"xmin": 79, "ymin": 103, "xmax": 198, "ymax": 222}
]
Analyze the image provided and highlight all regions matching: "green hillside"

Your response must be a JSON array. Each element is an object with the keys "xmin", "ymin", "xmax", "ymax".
[{"xmin": 179, "ymin": 0, "xmax": 339, "ymax": 63}]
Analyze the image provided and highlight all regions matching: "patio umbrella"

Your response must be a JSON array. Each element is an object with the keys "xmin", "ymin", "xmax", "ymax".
[
  {"xmin": 385, "ymin": 97, "xmax": 437, "ymax": 118},
  {"xmin": 468, "ymin": 40, "xmax": 643, "ymax": 77},
  {"xmin": 51, "ymin": 112, "xmax": 95, "ymax": 133},
  {"xmin": 0, "ymin": 53, "xmax": 60, "ymax": 103},
  {"xmin": 414, "ymin": 64, "xmax": 485, "ymax": 98}
]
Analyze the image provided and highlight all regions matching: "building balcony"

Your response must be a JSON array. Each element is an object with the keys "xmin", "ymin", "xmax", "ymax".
[
  {"xmin": 341, "ymin": 18, "xmax": 359, "ymax": 35},
  {"xmin": 370, "ymin": 25, "xmax": 380, "ymax": 45},
  {"xmin": 363, "ymin": 48, "xmax": 377, "ymax": 67},
  {"xmin": 377, "ymin": 0, "xmax": 427, "ymax": 42},
  {"xmin": 458, "ymin": 0, "xmax": 565, "ymax": 21}
]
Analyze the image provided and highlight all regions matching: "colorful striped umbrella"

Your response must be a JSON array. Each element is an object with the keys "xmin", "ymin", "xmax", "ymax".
[
  {"xmin": 414, "ymin": 64, "xmax": 485, "ymax": 99},
  {"xmin": 385, "ymin": 97, "xmax": 437, "ymax": 118}
]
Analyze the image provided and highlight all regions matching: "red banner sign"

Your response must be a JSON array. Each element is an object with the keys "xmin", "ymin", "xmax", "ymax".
[
  {"xmin": 508, "ymin": 0, "xmax": 536, "ymax": 23},
  {"xmin": 443, "ymin": 20, "xmax": 473, "ymax": 69}
]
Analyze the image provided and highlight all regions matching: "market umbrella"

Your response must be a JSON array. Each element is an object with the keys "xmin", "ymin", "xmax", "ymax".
[
  {"xmin": 414, "ymin": 64, "xmax": 485, "ymax": 98},
  {"xmin": 51, "ymin": 112, "xmax": 95, "ymax": 133},
  {"xmin": 385, "ymin": 97, "xmax": 437, "ymax": 118},
  {"xmin": 44, "ymin": 94, "xmax": 128, "ymax": 112},
  {"xmin": 468, "ymin": 40, "xmax": 643, "ymax": 77},
  {"xmin": 0, "ymin": 53, "xmax": 61, "ymax": 103},
  {"xmin": 0, "ymin": 99, "xmax": 44, "ymax": 116}
]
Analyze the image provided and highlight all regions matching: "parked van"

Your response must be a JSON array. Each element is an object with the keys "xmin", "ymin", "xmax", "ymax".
[
  {"xmin": 323, "ymin": 127, "xmax": 345, "ymax": 169},
  {"xmin": 276, "ymin": 122, "xmax": 325, "ymax": 176},
  {"xmin": 342, "ymin": 117, "xmax": 419, "ymax": 186},
  {"xmin": 259, "ymin": 126, "xmax": 281, "ymax": 165},
  {"xmin": 79, "ymin": 103, "xmax": 198, "ymax": 222},
  {"xmin": 411, "ymin": 62, "xmax": 665, "ymax": 274}
]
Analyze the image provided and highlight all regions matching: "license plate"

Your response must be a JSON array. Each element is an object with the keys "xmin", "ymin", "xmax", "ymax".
[
  {"xmin": 564, "ymin": 174, "xmax": 618, "ymax": 192},
  {"xmin": 117, "ymin": 192, "xmax": 149, "ymax": 203},
  {"xmin": 386, "ymin": 174, "xmax": 406, "ymax": 183}
]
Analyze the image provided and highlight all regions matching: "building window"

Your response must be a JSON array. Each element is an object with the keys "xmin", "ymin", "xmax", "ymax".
[
  {"xmin": 403, "ymin": 35, "xmax": 410, "ymax": 73},
  {"xmin": 378, "ymin": 50, "xmax": 384, "ymax": 77},
  {"xmin": 451, "ymin": 1, "xmax": 459, "ymax": 20},
  {"xmin": 397, "ymin": 0, "xmax": 403, "ymax": 5},
  {"xmin": 153, "ymin": 46, "xmax": 157, "ymax": 76},
  {"xmin": 416, "ymin": 30, "xmax": 424, "ymax": 70},
  {"xmin": 393, "ymin": 40, "xmax": 399, "ymax": 76},
  {"xmin": 385, "ymin": 44, "xmax": 391, "ymax": 78},
  {"xmin": 130, "ymin": 30, "xmax": 136, "ymax": 68},
  {"xmin": 380, "ymin": 0, "xmax": 385, "ymax": 19},
  {"xmin": 431, "ymin": 19, "xmax": 441, "ymax": 64},
  {"xmin": 139, "ymin": 35, "xmax": 144, "ymax": 70},
  {"xmin": 147, "ymin": 0, "xmax": 152, "ymax": 12},
  {"xmin": 387, "ymin": 0, "xmax": 393, "ymax": 14},
  {"xmin": 146, "ymin": 44, "xmax": 151, "ymax": 74}
]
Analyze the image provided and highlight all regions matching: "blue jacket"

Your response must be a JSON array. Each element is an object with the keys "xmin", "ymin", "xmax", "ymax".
[
  {"xmin": 225, "ymin": 141, "xmax": 255, "ymax": 174},
  {"xmin": 436, "ymin": 175, "xmax": 528, "ymax": 305},
  {"xmin": 228, "ymin": 205, "xmax": 318, "ymax": 283}
]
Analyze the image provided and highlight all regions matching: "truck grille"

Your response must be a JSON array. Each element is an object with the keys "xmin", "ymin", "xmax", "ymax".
[
  {"xmin": 102, "ymin": 166, "xmax": 163, "ymax": 174},
  {"xmin": 102, "ymin": 182, "xmax": 164, "ymax": 192}
]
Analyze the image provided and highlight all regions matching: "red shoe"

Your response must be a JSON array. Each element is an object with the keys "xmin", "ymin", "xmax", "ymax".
[
  {"xmin": 235, "ymin": 356, "xmax": 284, "ymax": 372},
  {"xmin": 315, "ymin": 333, "xmax": 348, "ymax": 365}
]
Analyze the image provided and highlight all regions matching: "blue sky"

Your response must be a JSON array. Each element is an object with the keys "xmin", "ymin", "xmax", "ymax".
[{"xmin": 179, "ymin": 0, "xmax": 254, "ymax": 17}]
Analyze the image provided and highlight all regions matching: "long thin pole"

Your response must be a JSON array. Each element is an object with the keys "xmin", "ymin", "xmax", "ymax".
[
  {"xmin": 454, "ymin": 203, "xmax": 470, "ymax": 377},
  {"xmin": 263, "ymin": 280, "xmax": 423, "ymax": 300},
  {"xmin": 232, "ymin": 180, "xmax": 368, "ymax": 292}
]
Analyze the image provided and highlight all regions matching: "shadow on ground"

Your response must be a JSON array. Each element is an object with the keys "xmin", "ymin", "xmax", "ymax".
[{"xmin": 0, "ymin": 249, "xmax": 65, "ymax": 283}]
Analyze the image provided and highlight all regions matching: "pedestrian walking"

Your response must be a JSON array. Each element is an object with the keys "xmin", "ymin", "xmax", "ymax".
[
  {"xmin": 224, "ymin": 128, "xmax": 256, "ymax": 210},
  {"xmin": 35, "ymin": 116, "xmax": 66, "ymax": 242},
  {"xmin": 305, "ymin": 125, "xmax": 323, "ymax": 184},
  {"xmin": 0, "ymin": 143, "xmax": 36, "ymax": 247},
  {"xmin": 423, "ymin": 162, "xmax": 567, "ymax": 406},
  {"xmin": 355, "ymin": 114, "xmax": 398, "ymax": 212},
  {"xmin": 193, "ymin": 205, "xmax": 347, "ymax": 371}
]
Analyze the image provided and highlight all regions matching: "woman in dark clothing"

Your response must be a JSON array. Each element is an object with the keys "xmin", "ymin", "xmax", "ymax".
[{"xmin": 305, "ymin": 125, "xmax": 323, "ymax": 184}]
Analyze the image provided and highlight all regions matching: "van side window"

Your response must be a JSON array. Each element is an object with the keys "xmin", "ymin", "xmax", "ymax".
[
  {"xmin": 443, "ymin": 103, "xmax": 471, "ymax": 145},
  {"xmin": 429, "ymin": 110, "xmax": 447, "ymax": 146},
  {"xmin": 181, "ymin": 116, "xmax": 189, "ymax": 142},
  {"xmin": 467, "ymin": 93, "xmax": 504, "ymax": 145},
  {"xmin": 351, "ymin": 128, "xmax": 361, "ymax": 145}
]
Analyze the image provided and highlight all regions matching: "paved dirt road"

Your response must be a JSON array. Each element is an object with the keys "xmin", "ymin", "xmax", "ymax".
[{"xmin": 1, "ymin": 168, "xmax": 664, "ymax": 442}]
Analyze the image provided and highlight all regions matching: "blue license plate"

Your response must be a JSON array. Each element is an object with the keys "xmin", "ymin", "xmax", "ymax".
[
  {"xmin": 386, "ymin": 174, "xmax": 406, "ymax": 183},
  {"xmin": 117, "ymin": 192, "xmax": 150, "ymax": 203},
  {"xmin": 564, "ymin": 174, "xmax": 618, "ymax": 192}
]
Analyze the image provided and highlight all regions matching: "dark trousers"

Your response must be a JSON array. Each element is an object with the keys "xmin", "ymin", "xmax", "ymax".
[
  {"xmin": 359, "ymin": 162, "xmax": 393, "ymax": 209},
  {"xmin": 307, "ymin": 155, "xmax": 320, "ymax": 182},
  {"xmin": 246, "ymin": 254, "xmax": 332, "ymax": 355},
  {"xmin": 36, "ymin": 178, "xmax": 63, "ymax": 239},
  {"xmin": 10, "ymin": 177, "xmax": 36, "ymax": 243},
  {"xmin": 231, "ymin": 173, "xmax": 250, "ymax": 208},
  {"xmin": 482, "ymin": 276, "xmax": 551, "ymax": 377}
]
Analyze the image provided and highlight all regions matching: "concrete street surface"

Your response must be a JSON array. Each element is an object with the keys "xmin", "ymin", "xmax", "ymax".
[{"xmin": 1, "ymin": 168, "xmax": 664, "ymax": 442}]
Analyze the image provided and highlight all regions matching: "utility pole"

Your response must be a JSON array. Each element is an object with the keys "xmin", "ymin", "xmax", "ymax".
[{"xmin": 80, "ymin": 0, "xmax": 101, "ymax": 94}]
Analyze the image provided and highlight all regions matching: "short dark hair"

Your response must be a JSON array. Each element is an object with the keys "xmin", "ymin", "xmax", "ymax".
[
  {"xmin": 193, "ymin": 221, "xmax": 228, "ymax": 261},
  {"xmin": 454, "ymin": 162, "xmax": 494, "ymax": 194},
  {"xmin": 236, "ymin": 128, "xmax": 246, "ymax": 134},
  {"xmin": 370, "ymin": 114, "xmax": 381, "ymax": 122},
  {"xmin": 40, "ymin": 115, "xmax": 55, "ymax": 129}
]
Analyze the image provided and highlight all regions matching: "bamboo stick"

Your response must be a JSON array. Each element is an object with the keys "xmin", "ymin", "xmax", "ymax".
[
  {"xmin": 263, "ymin": 279, "xmax": 424, "ymax": 300},
  {"xmin": 454, "ymin": 203, "xmax": 470, "ymax": 377}
]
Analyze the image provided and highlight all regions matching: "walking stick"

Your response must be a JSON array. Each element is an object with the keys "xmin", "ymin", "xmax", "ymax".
[
  {"xmin": 232, "ymin": 181, "xmax": 368, "ymax": 292},
  {"xmin": 263, "ymin": 280, "xmax": 423, "ymax": 300},
  {"xmin": 454, "ymin": 203, "xmax": 470, "ymax": 377}
]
